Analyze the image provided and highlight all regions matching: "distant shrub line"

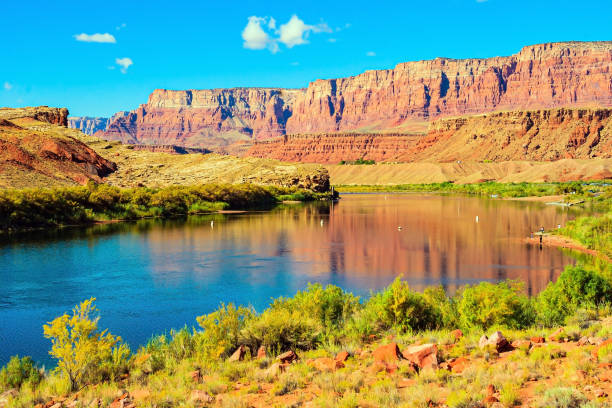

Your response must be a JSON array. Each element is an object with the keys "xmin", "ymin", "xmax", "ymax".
[
  {"xmin": 339, "ymin": 158, "xmax": 376, "ymax": 165},
  {"xmin": 0, "ymin": 183, "xmax": 334, "ymax": 231},
  {"xmin": 334, "ymin": 180, "xmax": 609, "ymax": 198}
]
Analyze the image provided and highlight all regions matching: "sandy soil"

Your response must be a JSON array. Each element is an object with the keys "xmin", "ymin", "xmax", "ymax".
[{"xmin": 326, "ymin": 159, "xmax": 612, "ymax": 185}]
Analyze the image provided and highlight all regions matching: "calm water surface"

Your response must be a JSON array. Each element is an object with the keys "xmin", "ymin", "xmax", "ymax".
[{"xmin": 0, "ymin": 194, "xmax": 581, "ymax": 366}]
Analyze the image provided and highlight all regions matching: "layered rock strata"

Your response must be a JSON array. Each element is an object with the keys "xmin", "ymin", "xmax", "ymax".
[
  {"xmin": 246, "ymin": 108, "xmax": 612, "ymax": 163},
  {"xmin": 98, "ymin": 42, "xmax": 612, "ymax": 150}
]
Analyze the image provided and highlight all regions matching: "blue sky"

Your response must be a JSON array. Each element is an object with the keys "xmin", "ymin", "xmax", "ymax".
[{"xmin": 1, "ymin": 0, "xmax": 610, "ymax": 117}]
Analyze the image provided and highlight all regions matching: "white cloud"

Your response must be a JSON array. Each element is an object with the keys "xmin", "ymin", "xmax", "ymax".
[
  {"xmin": 366, "ymin": 51, "xmax": 376, "ymax": 57},
  {"xmin": 3, "ymin": 82, "xmax": 12, "ymax": 91},
  {"xmin": 242, "ymin": 16, "xmax": 278, "ymax": 53},
  {"xmin": 290, "ymin": 61, "xmax": 299, "ymax": 66},
  {"xmin": 328, "ymin": 38, "xmax": 337, "ymax": 43},
  {"xmin": 115, "ymin": 57, "xmax": 133, "ymax": 74},
  {"xmin": 74, "ymin": 33, "xmax": 116, "ymax": 43},
  {"xmin": 116, "ymin": 23, "xmax": 127, "ymax": 31},
  {"xmin": 241, "ymin": 15, "xmax": 332, "ymax": 53},
  {"xmin": 278, "ymin": 15, "xmax": 331, "ymax": 48}
]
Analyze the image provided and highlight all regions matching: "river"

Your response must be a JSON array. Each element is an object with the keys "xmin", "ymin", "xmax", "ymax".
[{"xmin": 0, "ymin": 194, "xmax": 581, "ymax": 366}]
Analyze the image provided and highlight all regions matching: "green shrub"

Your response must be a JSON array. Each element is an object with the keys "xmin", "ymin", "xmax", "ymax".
[
  {"xmin": 558, "ymin": 214, "xmax": 612, "ymax": 257},
  {"xmin": 196, "ymin": 303, "xmax": 254, "ymax": 359},
  {"xmin": 0, "ymin": 183, "xmax": 330, "ymax": 231},
  {"xmin": 241, "ymin": 307, "xmax": 320, "ymax": 352},
  {"xmin": 43, "ymin": 298, "xmax": 129, "ymax": 391},
  {"xmin": 357, "ymin": 278, "xmax": 441, "ymax": 333},
  {"xmin": 458, "ymin": 281, "xmax": 534, "ymax": 330},
  {"xmin": 423, "ymin": 285, "xmax": 459, "ymax": 329},
  {"xmin": 0, "ymin": 356, "xmax": 42, "ymax": 391},
  {"xmin": 537, "ymin": 266, "xmax": 612, "ymax": 326},
  {"xmin": 272, "ymin": 283, "xmax": 360, "ymax": 337}
]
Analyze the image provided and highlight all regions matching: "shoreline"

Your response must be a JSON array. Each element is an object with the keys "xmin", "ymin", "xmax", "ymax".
[{"xmin": 525, "ymin": 234, "xmax": 610, "ymax": 262}]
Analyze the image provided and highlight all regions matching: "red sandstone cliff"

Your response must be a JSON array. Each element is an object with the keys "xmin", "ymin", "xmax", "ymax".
[
  {"xmin": 246, "ymin": 108, "xmax": 612, "ymax": 163},
  {"xmin": 98, "ymin": 88, "xmax": 301, "ymax": 148},
  {"xmin": 98, "ymin": 41, "xmax": 612, "ymax": 150},
  {"xmin": 286, "ymin": 42, "xmax": 612, "ymax": 134}
]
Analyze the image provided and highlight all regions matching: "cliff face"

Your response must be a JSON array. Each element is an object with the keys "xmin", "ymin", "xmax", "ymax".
[
  {"xmin": 98, "ymin": 41, "xmax": 612, "ymax": 151},
  {"xmin": 0, "ymin": 106, "xmax": 69, "ymax": 127},
  {"xmin": 0, "ymin": 107, "xmax": 116, "ymax": 188},
  {"xmin": 98, "ymin": 88, "xmax": 302, "ymax": 148},
  {"xmin": 286, "ymin": 42, "xmax": 612, "ymax": 133},
  {"xmin": 247, "ymin": 133, "xmax": 420, "ymax": 163},
  {"xmin": 246, "ymin": 108, "xmax": 612, "ymax": 163},
  {"xmin": 68, "ymin": 116, "xmax": 110, "ymax": 135}
]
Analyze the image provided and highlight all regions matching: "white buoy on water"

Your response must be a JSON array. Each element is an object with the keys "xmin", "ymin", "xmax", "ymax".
[
  {"xmin": 210, "ymin": 220, "xmax": 214, "ymax": 228},
  {"xmin": 475, "ymin": 216, "xmax": 479, "ymax": 223},
  {"xmin": 320, "ymin": 219, "xmax": 324, "ymax": 226}
]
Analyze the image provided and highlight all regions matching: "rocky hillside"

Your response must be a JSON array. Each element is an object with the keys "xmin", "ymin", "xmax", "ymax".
[
  {"xmin": 97, "ymin": 42, "xmax": 612, "ymax": 150},
  {"xmin": 246, "ymin": 133, "xmax": 421, "ymax": 163},
  {"xmin": 407, "ymin": 108, "xmax": 612, "ymax": 162},
  {"xmin": 0, "ymin": 106, "xmax": 330, "ymax": 191},
  {"xmin": 68, "ymin": 116, "xmax": 110, "ymax": 135},
  {"xmin": 83, "ymin": 138, "xmax": 330, "ymax": 191},
  {"xmin": 0, "ymin": 107, "xmax": 117, "ymax": 188},
  {"xmin": 247, "ymin": 108, "xmax": 612, "ymax": 164}
]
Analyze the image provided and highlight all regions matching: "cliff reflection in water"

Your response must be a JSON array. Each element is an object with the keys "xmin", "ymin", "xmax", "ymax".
[{"xmin": 142, "ymin": 194, "xmax": 575, "ymax": 295}]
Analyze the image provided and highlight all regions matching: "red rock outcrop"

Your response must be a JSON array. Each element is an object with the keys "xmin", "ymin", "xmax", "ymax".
[
  {"xmin": 246, "ymin": 108, "xmax": 612, "ymax": 163},
  {"xmin": 98, "ymin": 88, "xmax": 302, "ymax": 148},
  {"xmin": 98, "ymin": 42, "xmax": 612, "ymax": 151},
  {"xmin": 0, "ymin": 107, "xmax": 116, "ymax": 188},
  {"xmin": 406, "ymin": 107, "xmax": 612, "ymax": 162},
  {"xmin": 246, "ymin": 133, "xmax": 420, "ymax": 163}
]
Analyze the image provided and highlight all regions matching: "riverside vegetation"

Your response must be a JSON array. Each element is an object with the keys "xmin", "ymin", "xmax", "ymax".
[
  {"xmin": 1, "ymin": 183, "xmax": 611, "ymax": 407},
  {"xmin": 0, "ymin": 183, "xmax": 335, "ymax": 232}
]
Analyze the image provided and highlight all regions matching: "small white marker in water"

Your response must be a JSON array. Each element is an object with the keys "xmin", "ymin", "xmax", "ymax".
[
  {"xmin": 210, "ymin": 220, "xmax": 214, "ymax": 228},
  {"xmin": 320, "ymin": 219, "xmax": 324, "ymax": 227},
  {"xmin": 398, "ymin": 226, "xmax": 402, "ymax": 231},
  {"xmin": 475, "ymin": 216, "xmax": 479, "ymax": 223}
]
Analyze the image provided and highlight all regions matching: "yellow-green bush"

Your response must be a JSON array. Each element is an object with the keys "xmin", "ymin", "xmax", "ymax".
[
  {"xmin": 458, "ymin": 281, "xmax": 534, "ymax": 330},
  {"xmin": 43, "ymin": 298, "xmax": 129, "ymax": 391}
]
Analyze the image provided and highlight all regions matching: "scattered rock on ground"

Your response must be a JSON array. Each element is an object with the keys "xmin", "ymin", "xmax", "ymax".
[
  {"xmin": 373, "ymin": 342, "xmax": 403, "ymax": 363},
  {"xmin": 451, "ymin": 329, "xmax": 463, "ymax": 340},
  {"xmin": 229, "ymin": 345, "xmax": 248, "ymax": 362},
  {"xmin": 309, "ymin": 357, "xmax": 345, "ymax": 371},
  {"xmin": 402, "ymin": 343, "xmax": 438, "ymax": 370},
  {"xmin": 189, "ymin": 390, "xmax": 214, "ymax": 405},
  {"xmin": 277, "ymin": 350, "xmax": 299, "ymax": 364},
  {"xmin": 335, "ymin": 350, "xmax": 350, "ymax": 362}
]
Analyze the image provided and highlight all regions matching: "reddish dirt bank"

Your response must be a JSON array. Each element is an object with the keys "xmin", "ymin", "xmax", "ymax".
[{"xmin": 525, "ymin": 234, "xmax": 610, "ymax": 262}]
